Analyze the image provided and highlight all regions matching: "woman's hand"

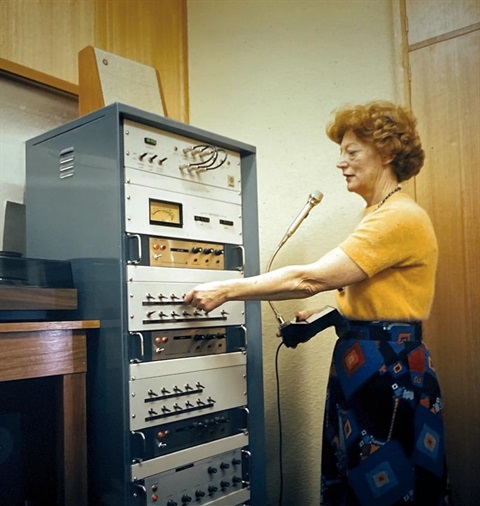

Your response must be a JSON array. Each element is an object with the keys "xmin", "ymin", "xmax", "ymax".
[
  {"xmin": 183, "ymin": 281, "xmax": 228, "ymax": 313},
  {"xmin": 295, "ymin": 308, "xmax": 321, "ymax": 322},
  {"xmin": 275, "ymin": 307, "xmax": 322, "ymax": 337}
]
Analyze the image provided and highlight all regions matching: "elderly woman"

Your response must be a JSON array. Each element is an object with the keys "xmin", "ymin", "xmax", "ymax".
[{"xmin": 184, "ymin": 101, "xmax": 448, "ymax": 505}]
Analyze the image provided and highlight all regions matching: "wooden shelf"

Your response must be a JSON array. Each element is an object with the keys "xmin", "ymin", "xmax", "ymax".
[{"xmin": 0, "ymin": 57, "xmax": 79, "ymax": 96}]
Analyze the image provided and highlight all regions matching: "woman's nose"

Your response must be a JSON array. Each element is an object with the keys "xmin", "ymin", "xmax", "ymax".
[{"xmin": 337, "ymin": 156, "xmax": 348, "ymax": 169}]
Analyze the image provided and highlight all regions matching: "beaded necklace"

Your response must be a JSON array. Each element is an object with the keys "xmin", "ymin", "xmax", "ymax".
[{"xmin": 376, "ymin": 186, "xmax": 401, "ymax": 210}]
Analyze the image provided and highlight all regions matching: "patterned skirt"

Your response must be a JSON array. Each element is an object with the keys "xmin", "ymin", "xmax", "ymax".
[{"xmin": 321, "ymin": 325, "xmax": 449, "ymax": 506}]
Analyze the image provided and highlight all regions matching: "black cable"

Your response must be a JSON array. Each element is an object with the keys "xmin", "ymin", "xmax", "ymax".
[
  {"xmin": 205, "ymin": 148, "xmax": 228, "ymax": 170},
  {"xmin": 275, "ymin": 340, "xmax": 285, "ymax": 506}
]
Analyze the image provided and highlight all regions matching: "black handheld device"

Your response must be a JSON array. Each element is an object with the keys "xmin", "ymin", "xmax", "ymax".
[{"xmin": 279, "ymin": 306, "xmax": 349, "ymax": 348}]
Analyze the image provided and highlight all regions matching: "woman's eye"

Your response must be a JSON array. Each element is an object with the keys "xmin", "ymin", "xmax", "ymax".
[{"xmin": 347, "ymin": 150, "xmax": 358, "ymax": 158}]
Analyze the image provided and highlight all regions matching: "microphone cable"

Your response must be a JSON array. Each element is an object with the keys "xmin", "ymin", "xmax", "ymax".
[
  {"xmin": 275, "ymin": 340, "xmax": 285, "ymax": 506},
  {"xmin": 265, "ymin": 190, "xmax": 324, "ymax": 506}
]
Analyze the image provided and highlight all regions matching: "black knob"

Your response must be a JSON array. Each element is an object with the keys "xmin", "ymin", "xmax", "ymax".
[
  {"xmin": 220, "ymin": 462, "xmax": 230, "ymax": 470},
  {"xmin": 181, "ymin": 494, "xmax": 192, "ymax": 503},
  {"xmin": 214, "ymin": 249, "xmax": 224, "ymax": 256},
  {"xmin": 233, "ymin": 476, "xmax": 243, "ymax": 484},
  {"xmin": 208, "ymin": 466, "xmax": 217, "ymax": 474},
  {"xmin": 208, "ymin": 485, "xmax": 218, "ymax": 494},
  {"xmin": 167, "ymin": 501, "xmax": 177, "ymax": 506},
  {"xmin": 191, "ymin": 246, "xmax": 203, "ymax": 254},
  {"xmin": 220, "ymin": 480, "xmax": 230, "ymax": 489},
  {"xmin": 195, "ymin": 490, "xmax": 205, "ymax": 498},
  {"xmin": 232, "ymin": 458, "xmax": 241, "ymax": 465},
  {"xmin": 203, "ymin": 248, "xmax": 214, "ymax": 254}
]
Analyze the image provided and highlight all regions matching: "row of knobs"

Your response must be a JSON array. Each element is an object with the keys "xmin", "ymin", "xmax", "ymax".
[
  {"xmin": 138, "ymin": 153, "xmax": 168, "ymax": 164},
  {"xmin": 190, "ymin": 247, "xmax": 224, "ymax": 256},
  {"xmin": 151, "ymin": 457, "xmax": 243, "ymax": 503}
]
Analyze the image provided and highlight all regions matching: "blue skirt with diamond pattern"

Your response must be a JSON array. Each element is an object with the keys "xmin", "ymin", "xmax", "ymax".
[{"xmin": 320, "ymin": 336, "xmax": 450, "ymax": 505}]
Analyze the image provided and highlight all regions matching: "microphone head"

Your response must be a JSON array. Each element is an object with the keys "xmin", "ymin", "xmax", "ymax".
[{"xmin": 309, "ymin": 190, "xmax": 324, "ymax": 205}]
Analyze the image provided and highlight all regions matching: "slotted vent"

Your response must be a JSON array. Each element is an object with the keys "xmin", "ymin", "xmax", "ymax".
[{"xmin": 59, "ymin": 146, "xmax": 75, "ymax": 179}]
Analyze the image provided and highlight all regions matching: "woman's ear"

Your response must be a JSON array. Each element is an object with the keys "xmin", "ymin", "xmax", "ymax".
[{"xmin": 382, "ymin": 154, "xmax": 394, "ymax": 166}]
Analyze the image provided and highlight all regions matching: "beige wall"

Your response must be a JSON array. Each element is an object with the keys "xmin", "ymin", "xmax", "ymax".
[{"xmin": 188, "ymin": 1, "xmax": 397, "ymax": 504}]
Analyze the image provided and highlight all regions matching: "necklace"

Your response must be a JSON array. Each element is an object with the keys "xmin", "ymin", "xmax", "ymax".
[{"xmin": 376, "ymin": 186, "xmax": 401, "ymax": 210}]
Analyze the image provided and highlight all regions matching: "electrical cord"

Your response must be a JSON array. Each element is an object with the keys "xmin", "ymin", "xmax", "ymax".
[
  {"xmin": 185, "ymin": 144, "xmax": 228, "ymax": 171},
  {"xmin": 275, "ymin": 340, "xmax": 285, "ymax": 506}
]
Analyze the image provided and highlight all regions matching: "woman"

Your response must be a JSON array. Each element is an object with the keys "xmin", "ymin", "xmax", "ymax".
[{"xmin": 184, "ymin": 101, "xmax": 449, "ymax": 505}]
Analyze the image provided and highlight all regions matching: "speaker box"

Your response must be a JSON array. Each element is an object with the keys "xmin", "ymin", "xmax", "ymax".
[{"xmin": 78, "ymin": 46, "xmax": 167, "ymax": 117}]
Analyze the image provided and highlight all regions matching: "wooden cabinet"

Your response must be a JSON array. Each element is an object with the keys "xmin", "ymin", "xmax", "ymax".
[{"xmin": 0, "ymin": 319, "xmax": 99, "ymax": 506}]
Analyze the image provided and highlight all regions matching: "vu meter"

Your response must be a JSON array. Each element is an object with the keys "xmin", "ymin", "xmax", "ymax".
[{"xmin": 149, "ymin": 199, "xmax": 183, "ymax": 227}]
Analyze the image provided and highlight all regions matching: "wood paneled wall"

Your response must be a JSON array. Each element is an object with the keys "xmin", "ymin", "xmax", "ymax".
[
  {"xmin": 400, "ymin": 1, "xmax": 480, "ymax": 504},
  {"xmin": 0, "ymin": 0, "xmax": 188, "ymax": 122}
]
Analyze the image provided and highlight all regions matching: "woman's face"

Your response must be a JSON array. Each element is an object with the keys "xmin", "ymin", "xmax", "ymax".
[{"xmin": 337, "ymin": 131, "xmax": 387, "ymax": 199}]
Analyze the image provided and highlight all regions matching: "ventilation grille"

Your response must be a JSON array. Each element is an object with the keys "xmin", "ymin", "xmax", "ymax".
[{"xmin": 59, "ymin": 147, "xmax": 75, "ymax": 179}]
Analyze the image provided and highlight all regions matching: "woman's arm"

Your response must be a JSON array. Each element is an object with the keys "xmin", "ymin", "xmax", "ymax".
[{"xmin": 183, "ymin": 247, "xmax": 367, "ymax": 312}]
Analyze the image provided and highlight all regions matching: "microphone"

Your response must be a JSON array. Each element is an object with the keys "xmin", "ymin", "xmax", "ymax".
[
  {"xmin": 266, "ymin": 190, "xmax": 324, "ymax": 325},
  {"xmin": 278, "ymin": 190, "xmax": 324, "ymax": 248}
]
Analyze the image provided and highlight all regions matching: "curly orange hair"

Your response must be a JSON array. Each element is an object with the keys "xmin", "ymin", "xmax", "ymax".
[{"xmin": 326, "ymin": 101, "xmax": 425, "ymax": 182}]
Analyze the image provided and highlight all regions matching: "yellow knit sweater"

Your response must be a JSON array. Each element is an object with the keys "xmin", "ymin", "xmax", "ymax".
[{"xmin": 336, "ymin": 192, "xmax": 438, "ymax": 321}]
